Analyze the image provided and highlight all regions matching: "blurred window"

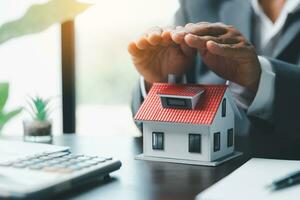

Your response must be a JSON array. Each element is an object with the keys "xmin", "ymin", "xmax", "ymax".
[
  {"xmin": 75, "ymin": 0, "xmax": 179, "ymax": 135},
  {"xmin": 0, "ymin": 0, "xmax": 179, "ymax": 136},
  {"xmin": 0, "ymin": 0, "xmax": 62, "ymax": 135}
]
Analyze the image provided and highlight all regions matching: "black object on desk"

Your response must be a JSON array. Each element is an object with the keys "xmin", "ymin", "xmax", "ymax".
[{"xmin": 269, "ymin": 171, "xmax": 300, "ymax": 190}]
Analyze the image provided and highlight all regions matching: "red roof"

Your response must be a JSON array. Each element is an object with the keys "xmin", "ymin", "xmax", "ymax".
[
  {"xmin": 135, "ymin": 83, "xmax": 228, "ymax": 125},
  {"xmin": 158, "ymin": 86, "xmax": 204, "ymax": 97}
]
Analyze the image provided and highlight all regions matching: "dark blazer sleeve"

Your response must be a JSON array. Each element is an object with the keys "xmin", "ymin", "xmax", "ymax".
[
  {"xmin": 249, "ymin": 58, "xmax": 300, "ymax": 136},
  {"xmin": 131, "ymin": 80, "xmax": 144, "ymax": 131},
  {"xmin": 270, "ymin": 58, "xmax": 300, "ymax": 136}
]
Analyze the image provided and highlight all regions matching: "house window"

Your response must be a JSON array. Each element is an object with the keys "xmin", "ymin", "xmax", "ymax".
[
  {"xmin": 188, "ymin": 134, "xmax": 201, "ymax": 153},
  {"xmin": 222, "ymin": 98, "xmax": 226, "ymax": 117},
  {"xmin": 152, "ymin": 132, "xmax": 164, "ymax": 150},
  {"xmin": 166, "ymin": 98, "xmax": 188, "ymax": 108},
  {"xmin": 227, "ymin": 128, "xmax": 234, "ymax": 147},
  {"xmin": 214, "ymin": 132, "xmax": 221, "ymax": 152},
  {"xmin": 161, "ymin": 97, "xmax": 192, "ymax": 109}
]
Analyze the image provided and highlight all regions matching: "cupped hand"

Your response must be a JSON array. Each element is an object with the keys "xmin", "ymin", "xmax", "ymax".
[
  {"xmin": 128, "ymin": 26, "xmax": 196, "ymax": 84},
  {"xmin": 171, "ymin": 22, "xmax": 261, "ymax": 92}
]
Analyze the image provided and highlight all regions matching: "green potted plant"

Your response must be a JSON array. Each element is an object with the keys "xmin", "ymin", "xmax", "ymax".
[
  {"xmin": 0, "ymin": 83, "xmax": 23, "ymax": 134},
  {"xmin": 23, "ymin": 96, "xmax": 53, "ymax": 142}
]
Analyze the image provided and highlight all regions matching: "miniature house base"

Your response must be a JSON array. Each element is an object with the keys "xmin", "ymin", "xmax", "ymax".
[{"xmin": 135, "ymin": 151, "xmax": 242, "ymax": 166}]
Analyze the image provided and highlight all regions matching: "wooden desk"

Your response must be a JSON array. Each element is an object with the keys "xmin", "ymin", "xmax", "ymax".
[{"xmin": 3, "ymin": 133, "xmax": 300, "ymax": 200}]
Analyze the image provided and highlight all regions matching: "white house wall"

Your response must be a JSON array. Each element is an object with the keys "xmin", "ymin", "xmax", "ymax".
[
  {"xmin": 210, "ymin": 90, "xmax": 235, "ymax": 161},
  {"xmin": 143, "ymin": 121, "xmax": 210, "ymax": 161}
]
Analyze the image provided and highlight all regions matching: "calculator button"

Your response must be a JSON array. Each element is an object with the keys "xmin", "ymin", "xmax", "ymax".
[
  {"xmin": 29, "ymin": 165, "xmax": 43, "ymax": 170},
  {"xmin": 30, "ymin": 159, "xmax": 43, "ymax": 164},
  {"xmin": 0, "ymin": 162, "xmax": 14, "ymax": 166},
  {"xmin": 87, "ymin": 160, "xmax": 100, "ymax": 165},
  {"xmin": 67, "ymin": 159, "xmax": 78, "ymax": 164},
  {"xmin": 45, "ymin": 160, "xmax": 60, "ymax": 166},
  {"xmin": 1, "ymin": 153, "xmax": 111, "ymax": 173},
  {"xmin": 12, "ymin": 163, "xmax": 27, "ymax": 168},
  {"xmin": 43, "ymin": 167, "xmax": 60, "ymax": 172},
  {"xmin": 47, "ymin": 152, "xmax": 70, "ymax": 159},
  {"xmin": 76, "ymin": 158, "xmax": 89, "ymax": 162},
  {"xmin": 77, "ymin": 162, "xmax": 92, "ymax": 168},
  {"xmin": 63, "ymin": 155, "xmax": 77, "ymax": 160},
  {"xmin": 57, "ymin": 168, "xmax": 74, "ymax": 174},
  {"xmin": 68, "ymin": 165, "xmax": 82, "ymax": 171},
  {"xmin": 22, "ymin": 161, "xmax": 34, "ymax": 165},
  {"xmin": 92, "ymin": 158, "xmax": 106, "ymax": 163}
]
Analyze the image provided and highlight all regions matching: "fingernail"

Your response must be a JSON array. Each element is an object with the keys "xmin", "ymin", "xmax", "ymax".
[
  {"xmin": 173, "ymin": 29, "xmax": 185, "ymax": 35},
  {"xmin": 185, "ymin": 34, "xmax": 195, "ymax": 40},
  {"xmin": 208, "ymin": 40, "xmax": 219, "ymax": 45}
]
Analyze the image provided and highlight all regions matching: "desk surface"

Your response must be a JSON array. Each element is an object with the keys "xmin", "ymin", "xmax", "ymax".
[{"xmin": 3, "ymin": 133, "xmax": 300, "ymax": 200}]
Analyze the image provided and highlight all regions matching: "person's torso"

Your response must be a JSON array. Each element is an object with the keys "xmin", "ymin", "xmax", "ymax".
[{"xmin": 179, "ymin": 0, "xmax": 300, "ymax": 84}]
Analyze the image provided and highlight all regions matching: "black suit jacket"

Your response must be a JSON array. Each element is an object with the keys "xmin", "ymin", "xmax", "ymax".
[{"xmin": 131, "ymin": 0, "xmax": 300, "ymax": 137}]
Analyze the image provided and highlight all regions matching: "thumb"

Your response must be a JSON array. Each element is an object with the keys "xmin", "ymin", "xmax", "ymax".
[
  {"xmin": 184, "ymin": 34, "xmax": 210, "ymax": 55},
  {"xmin": 206, "ymin": 40, "xmax": 244, "ymax": 58}
]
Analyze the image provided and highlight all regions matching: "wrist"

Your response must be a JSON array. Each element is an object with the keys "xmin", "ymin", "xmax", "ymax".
[
  {"xmin": 144, "ymin": 77, "xmax": 168, "ymax": 93},
  {"xmin": 144, "ymin": 80, "xmax": 153, "ymax": 93},
  {"xmin": 247, "ymin": 73, "xmax": 261, "ymax": 93},
  {"xmin": 245, "ymin": 58, "xmax": 262, "ymax": 93}
]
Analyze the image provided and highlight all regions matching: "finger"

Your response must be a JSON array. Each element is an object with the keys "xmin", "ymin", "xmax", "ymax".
[
  {"xmin": 184, "ymin": 34, "xmax": 218, "ymax": 55},
  {"xmin": 128, "ymin": 42, "xmax": 144, "ymax": 57},
  {"xmin": 180, "ymin": 42, "xmax": 196, "ymax": 57},
  {"xmin": 206, "ymin": 40, "xmax": 247, "ymax": 57},
  {"xmin": 147, "ymin": 26, "xmax": 163, "ymax": 46},
  {"xmin": 136, "ymin": 36, "xmax": 153, "ymax": 50},
  {"xmin": 185, "ymin": 34, "xmax": 219, "ymax": 47},
  {"xmin": 171, "ymin": 30, "xmax": 187, "ymax": 44},
  {"xmin": 161, "ymin": 26, "xmax": 175, "ymax": 46},
  {"xmin": 163, "ymin": 25, "xmax": 176, "ymax": 33},
  {"xmin": 139, "ymin": 32, "xmax": 148, "ymax": 39},
  {"xmin": 186, "ymin": 23, "xmax": 227, "ymax": 37},
  {"xmin": 170, "ymin": 26, "xmax": 188, "ymax": 44},
  {"xmin": 184, "ymin": 23, "xmax": 195, "ymax": 29},
  {"xmin": 185, "ymin": 33, "xmax": 241, "ymax": 49},
  {"xmin": 161, "ymin": 31, "xmax": 173, "ymax": 46},
  {"xmin": 195, "ymin": 21, "xmax": 210, "ymax": 25}
]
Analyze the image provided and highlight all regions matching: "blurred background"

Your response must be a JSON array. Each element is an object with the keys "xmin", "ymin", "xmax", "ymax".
[{"xmin": 0, "ymin": 0, "xmax": 179, "ymax": 136}]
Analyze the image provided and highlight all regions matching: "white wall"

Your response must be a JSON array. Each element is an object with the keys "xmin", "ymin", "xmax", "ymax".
[
  {"xmin": 210, "ymin": 90, "xmax": 235, "ymax": 161},
  {"xmin": 143, "ymin": 121, "xmax": 210, "ymax": 161}
]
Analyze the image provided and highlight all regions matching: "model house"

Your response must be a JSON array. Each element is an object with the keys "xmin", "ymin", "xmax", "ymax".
[{"xmin": 134, "ymin": 83, "xmax": 242, "ymax": 166}]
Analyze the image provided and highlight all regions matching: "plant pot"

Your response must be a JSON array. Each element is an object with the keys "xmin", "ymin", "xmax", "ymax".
[{"xmin": 23, "ymin": 120, "xmax": 52, "ymax": 143}]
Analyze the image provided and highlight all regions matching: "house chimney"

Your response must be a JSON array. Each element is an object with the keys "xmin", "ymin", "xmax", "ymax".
[{"xmin": 158, "ymin": 86, "xmax": 205, "ymax": 110}]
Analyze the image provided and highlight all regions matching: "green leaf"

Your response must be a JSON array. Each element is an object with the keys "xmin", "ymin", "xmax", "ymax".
[
  {"xmin": 0, "ymin": 83, "xmax": 9, "ymax": 112},
  {"xmin": 2, "ymin": 108, "xmax": 23, "ymax": 123},
  {"xmin": 0, "ymin": 107, "xmax": 23, "ymax": 133},
  {"xmin": 0, "ymin": 0, "xmax": 92, "ymax": 45}
]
